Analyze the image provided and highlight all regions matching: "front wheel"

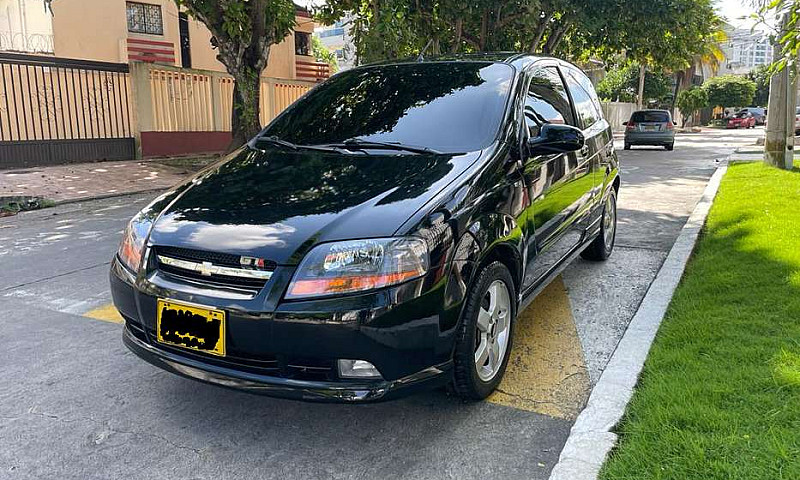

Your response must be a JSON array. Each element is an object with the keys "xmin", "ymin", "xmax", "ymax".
[
  {"xmin": 581, "ymin": 188, "xmax": 617, "ymax": 261},
  {"xmin": 451, "ymin": 262, "xmax": 516, "ymax": 400}
]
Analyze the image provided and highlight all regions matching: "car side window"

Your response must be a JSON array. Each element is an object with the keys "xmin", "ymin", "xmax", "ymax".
[
  {"xmin": 565, "ymin": 71, "xmax": 602, "ymax": 130},
  {"xmin": 524, "ymin": 67, "xmax": 575, "ymax": 138}
]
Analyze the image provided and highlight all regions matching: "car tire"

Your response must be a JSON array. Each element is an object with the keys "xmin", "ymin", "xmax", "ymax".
[
  {"xmin": 581, "ymin": 188, "xmax": 617, "ymax": 261},
  {"xmin": 624, "ymin": 143, "xmax": 630, "ymax": 150},
  {"xmin": 451, "ymin": 261, "xmax": 516, "ymax": 400},
  {"xmin": 665, "ymin": 143, "xmax": 674, "ymax": 151}
]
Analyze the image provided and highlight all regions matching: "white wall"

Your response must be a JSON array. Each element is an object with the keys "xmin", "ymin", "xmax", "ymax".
[
  {"xmin": 602, "ymin": 102, "xmax": 638, "ymax": 132},
  {"xmin": 0, "ymin": 0, "xmax": 53, "ymax": 52}
]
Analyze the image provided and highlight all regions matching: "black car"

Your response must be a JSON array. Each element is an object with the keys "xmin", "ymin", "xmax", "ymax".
[{"xmin": 111, "ymin": 54, "xmax": 620, "ymax": 402}]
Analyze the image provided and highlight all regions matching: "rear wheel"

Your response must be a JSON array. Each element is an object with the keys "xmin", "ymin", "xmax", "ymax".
[
  {"xmin": 451, "ymin": 262, "xmax": 516, "ymax": 400},
  {"xmin": 665, "ymin": 143, "xmax": 674, "ymax": 151},
  {"xmin": 582, "ymin": 188, "xmax": 617, "ymax": 261},
  {"xmin": 624, "ymin": 143, "xmax": 631, "ymax": 150}
]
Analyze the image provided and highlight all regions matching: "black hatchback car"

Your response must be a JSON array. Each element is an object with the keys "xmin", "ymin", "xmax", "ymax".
[{"xmin": 111, "ymin": 54, "xmax": 619, "ymax": 402}]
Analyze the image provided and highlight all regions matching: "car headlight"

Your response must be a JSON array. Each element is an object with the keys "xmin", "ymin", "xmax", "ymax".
[
  {"xmin": 117, "ymin": 213, "xmax": 153, "ymax": 273},
  {"xmin": 285, "ymin": 237, "xmax": 429, "ymax": 299}
]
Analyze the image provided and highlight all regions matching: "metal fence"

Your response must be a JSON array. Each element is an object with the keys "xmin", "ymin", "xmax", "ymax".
[{"xmin": 0, "ymin": 53, "xmax": 135, "ymax": 167}]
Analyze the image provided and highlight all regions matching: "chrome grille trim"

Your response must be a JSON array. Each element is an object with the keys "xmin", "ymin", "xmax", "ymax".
[{"xmin": 157, "ymin": 255, "xmax": 274, "ymax": 281}]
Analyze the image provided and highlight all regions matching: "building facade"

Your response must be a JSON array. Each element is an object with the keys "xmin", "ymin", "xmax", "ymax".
[
  {"xmin": 720, "ymin": 27, "xmax": 774, "ymax": 75},
  {"xmin": 315, "ymin": 17, "xmax": 355, "ymax": 71},
  {"xmin": 0, "ymin": 0, "xmax": 330, "ymax": 166},
  {"xmin": 0, "ymin": 0, "xmax": 323, "ymax": 82}
]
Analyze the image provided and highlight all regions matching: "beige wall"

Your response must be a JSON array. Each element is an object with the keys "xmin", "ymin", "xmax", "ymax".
[
  {"xmin": 52, "ymin": 0, "xmax": 128, "ymax": 62},
  {"xmin": 50, "ymin": 0, "xmax": 315, "ymax": 82}
]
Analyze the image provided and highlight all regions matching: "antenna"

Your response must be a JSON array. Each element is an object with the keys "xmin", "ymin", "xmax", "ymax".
[{"xmin": 417, "ymin": 39, "xmax": 434, "ymax": 62}]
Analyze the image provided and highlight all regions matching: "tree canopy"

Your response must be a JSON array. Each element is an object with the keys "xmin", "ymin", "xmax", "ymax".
[
  {"xmin": 747, "ymin": 65, "xmax": 771, "ymax": 107},
  {"xmin": 316, "ymin": 0, "xmax": 720, "ymax": 72},
  {"xmin": 596, "ymin": 63, "xmax": 673, "ymax": 104},
  {"xmin": 702, "ymin": 75, "xmax": 757, "ymax": 110},
  {"xmin": 675, "ymin": 87, "xmax": 708, "ymax": 125}
]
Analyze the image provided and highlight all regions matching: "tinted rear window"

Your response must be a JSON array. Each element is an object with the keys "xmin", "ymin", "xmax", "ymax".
[
  {"xmin": 263, "ymin": 62, "xmax": 514, "ymax": 153},
  {"xmin": 631, "ymin": 111, "xmax": 670, "ymax": 123}
]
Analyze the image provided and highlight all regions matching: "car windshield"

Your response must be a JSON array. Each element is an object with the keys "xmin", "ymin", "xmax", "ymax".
[
  {"xmin": 631, "ymin": 111, "xmax": 670, "ymax": 123},
  {"xmin": 262, "ymin": 62, "xmax": 515, "ymax": 153}
]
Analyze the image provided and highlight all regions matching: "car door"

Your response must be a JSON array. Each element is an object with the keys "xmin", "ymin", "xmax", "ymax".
[{"xmin": 518, "ymin": 65, "xmax": 591, "ymax": 292}]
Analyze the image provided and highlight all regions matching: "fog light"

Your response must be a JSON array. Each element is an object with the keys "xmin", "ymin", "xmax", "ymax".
[{"xmin": 338, "ymin": 359, "xmax": 383, "ymax": 379}]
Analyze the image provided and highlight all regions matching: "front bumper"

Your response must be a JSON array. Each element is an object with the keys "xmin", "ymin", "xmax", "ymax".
[
  {"xmin": 111, "ymin": 256, "xmax": 457, "ymax": 403},
  {"xmin": 123, "ymin": 324, "xmax": 452, "ymax": 402}
]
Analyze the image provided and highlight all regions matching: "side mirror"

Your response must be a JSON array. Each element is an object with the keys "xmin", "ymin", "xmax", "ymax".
[
  {"xmin": 528, "ymin": 124, "xmax": 585, "ymax": 156},
  {"xmin": 622, "ymin": 121, "xmax": 628, "ymax": 127}
]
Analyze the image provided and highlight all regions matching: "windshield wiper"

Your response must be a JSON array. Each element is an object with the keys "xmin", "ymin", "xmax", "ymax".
[
  {"xmin": 252, "ymin": 136, "xmax": 349, "ymax": 154},
  {"xmin": 328, "ymin": 138, "xmax": 444, "ymax": 155}
]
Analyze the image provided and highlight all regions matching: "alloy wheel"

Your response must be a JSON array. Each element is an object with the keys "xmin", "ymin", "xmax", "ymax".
[
  {"xmin": 474, "ymin": 280, "xmax": 512, "ymax": 382},
  {"xmin": 604, "ymin": 193, "xmax": 617, "ymax": 249}
]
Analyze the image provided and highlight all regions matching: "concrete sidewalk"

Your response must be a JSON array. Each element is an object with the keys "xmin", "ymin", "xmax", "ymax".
[{"xmin": 0, "ymin": 158, "xmax": 216, "ymax": 205}]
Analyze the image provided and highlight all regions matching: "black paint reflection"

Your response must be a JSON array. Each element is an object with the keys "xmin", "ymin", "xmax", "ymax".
[{"xmin": 264, "ymin": 62, "xmax": 513, "ymax": 153}]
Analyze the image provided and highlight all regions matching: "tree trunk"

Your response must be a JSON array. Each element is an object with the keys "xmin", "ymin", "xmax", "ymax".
[
  {"xmin": 229, "ymin": 71, "xmax": 263, "ymax": 152},
  {"xmin": 529, "ymin": 12, "xmax": 554, "ymax": 53},
  {"xmin": 453, "ymin": 18, "xmax": 463, "ymax": 53},
  {"xmin": 637, "ymin": 63, "xmax": 646, "ymax": 109}
]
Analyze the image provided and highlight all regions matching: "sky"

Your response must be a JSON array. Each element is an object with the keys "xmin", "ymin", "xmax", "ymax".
[{"xmin": 715, "ymin": 0, "xmax": 770, "ymax": 31}]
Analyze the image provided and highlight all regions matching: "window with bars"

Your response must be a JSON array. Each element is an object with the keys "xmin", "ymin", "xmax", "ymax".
[{"xmin": 127, "ymin": 2, "xmax": 164, "ymax": 35}]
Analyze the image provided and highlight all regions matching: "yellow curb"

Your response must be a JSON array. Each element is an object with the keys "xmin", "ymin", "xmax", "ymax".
[
  {"xmin": 83, "ymin": 303, "xmax": 124, "ymax": 324},
  {"xmin": 487, "ymin": 276, "xmax": 590, "ymax": 420}
]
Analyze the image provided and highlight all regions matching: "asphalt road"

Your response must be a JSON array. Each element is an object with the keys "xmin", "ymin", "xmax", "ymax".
[{"xmin": 0, "ymin": 128, "xmax": 761, "ymax": 480}]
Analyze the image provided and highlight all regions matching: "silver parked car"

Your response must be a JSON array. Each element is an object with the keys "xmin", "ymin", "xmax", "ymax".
[{"xmin": 623, "ymin": 109, "xmax": 676, "ymax": 151}]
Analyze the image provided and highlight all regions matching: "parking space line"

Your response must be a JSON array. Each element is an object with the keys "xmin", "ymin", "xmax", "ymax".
[
  {"xmin": 83, "ymin": 303, "xmax": 123, "ymax": 324},
  {"xmin": 487, "ymin": 276, "xmax": 590, "ymax": 420}
]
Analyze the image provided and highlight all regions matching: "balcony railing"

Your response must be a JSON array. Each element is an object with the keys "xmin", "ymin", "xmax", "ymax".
[
  {"xmin": 295, "ymin": 58, "xmax": 330, "ymax": 82},
  {"xmin": 0, "ymin": 31, "xmax": 54, "ymax": 54}
]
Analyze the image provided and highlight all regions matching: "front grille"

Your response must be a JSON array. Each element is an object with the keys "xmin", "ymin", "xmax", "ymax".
[
  {"xmin": 152, "ymin": 246, "xmax": 276, "ymax": 290},
  {"xmin": 156, "ymin": 246, "xmax": 277, "ymax": 270}
]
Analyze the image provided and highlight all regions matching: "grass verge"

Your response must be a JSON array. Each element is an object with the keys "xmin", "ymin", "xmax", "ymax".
[{"xmin": 600, "ymin": 162, "xmax": 800, "ymax": 479}]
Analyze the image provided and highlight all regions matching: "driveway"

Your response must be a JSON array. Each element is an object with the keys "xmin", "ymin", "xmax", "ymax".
[{"xmin": 0, "ymin": 128, "xmax": 762, "ymax": 480}]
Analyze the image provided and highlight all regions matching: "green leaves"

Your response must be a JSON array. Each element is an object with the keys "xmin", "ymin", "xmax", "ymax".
[
  {"xmin": 676, "ymin": 87, "xmax": 709, "ymax": 122},
  {"xmin": 596, "ymin": 63, "xmax": 673, "ymax": 104},
  {"xmin": 702, "ymin": 75, "xmax": 757, "ymax": 110}
]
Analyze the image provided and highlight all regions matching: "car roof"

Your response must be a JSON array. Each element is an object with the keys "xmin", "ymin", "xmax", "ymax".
[{"xmin": 360, "ymin": 52, "xmax": 576, "ymax": 72}]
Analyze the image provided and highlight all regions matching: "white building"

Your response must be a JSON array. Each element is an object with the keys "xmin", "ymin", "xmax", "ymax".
[
  {"xmin": 0, "ymin": 0, "xmax": 54, "ymax": 53},
  {"xmin": 721, "ymin": 27, "xmax": 774, "ymax": 75},
  {"xmin": 315, "ymin": 17, "xmax": 355, "ymax": 71}
]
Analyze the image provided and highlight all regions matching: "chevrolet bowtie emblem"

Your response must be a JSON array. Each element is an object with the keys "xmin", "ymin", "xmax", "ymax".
[{"xmin": 198, "ymin": 261, "xmax": 214, "ymax": 276}]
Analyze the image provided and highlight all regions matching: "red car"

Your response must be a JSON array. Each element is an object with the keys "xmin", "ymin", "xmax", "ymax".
[{"xmin": 727, "ymin": 111, "xmax": 756, "ymax": 129}]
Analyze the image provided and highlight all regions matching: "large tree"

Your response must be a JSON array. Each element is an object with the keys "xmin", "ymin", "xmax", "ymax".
[
  {"xmin": 176, "ymin": 0, "xmax": 296, "ymax": 149},
  {"xmin": 596, "ymin": 62, "xmax": 673, "ymax": 104},
  {"xmin": 702, "ymin": 75, "xmax": 757, "ymax": 111},
  {"xmin": 317, "ymin": 0, "xmax": 720, "ymax": 90}
]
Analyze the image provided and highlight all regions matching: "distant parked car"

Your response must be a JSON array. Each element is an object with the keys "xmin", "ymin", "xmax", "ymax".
[
  {"xmin": 727, "ymin": 111, "xmax": 756, "ymax": 129},
  {"xmin": 623, "ymin": 109, "xmax": 676, "ymax": 151},
  {"xmin": 796, "ymin": 107, "xmax": 800, "ymax": 135},
  {"xmin": 737, "ymin": 107, "xmax": 766, "ymax": 125}
]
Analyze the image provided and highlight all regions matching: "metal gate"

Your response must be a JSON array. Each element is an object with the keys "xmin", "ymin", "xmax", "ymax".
[{"xmin": 0, "ymin": 53, "xmax": 135, "ymax": 168}]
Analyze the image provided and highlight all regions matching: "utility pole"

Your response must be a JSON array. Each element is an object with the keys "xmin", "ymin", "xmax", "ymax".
[{"xmin": 765, "ymin": 13, "xmax": 797, "ymax": 170}]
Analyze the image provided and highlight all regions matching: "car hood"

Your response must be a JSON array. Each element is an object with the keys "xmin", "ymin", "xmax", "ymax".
[{"xmin": 148, "ymin": 146, "xmax": 480, "ymax": 265}]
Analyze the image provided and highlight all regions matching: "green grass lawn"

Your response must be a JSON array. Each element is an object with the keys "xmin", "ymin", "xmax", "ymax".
[{"xmin": 600, "ymin": 162, "xmax": 800, "ymax": 479}]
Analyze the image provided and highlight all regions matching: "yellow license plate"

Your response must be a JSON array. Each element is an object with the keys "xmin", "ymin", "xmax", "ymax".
[{"xmin": 156, "ymin": 299, "xmax": 226, "ymax": 356}]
